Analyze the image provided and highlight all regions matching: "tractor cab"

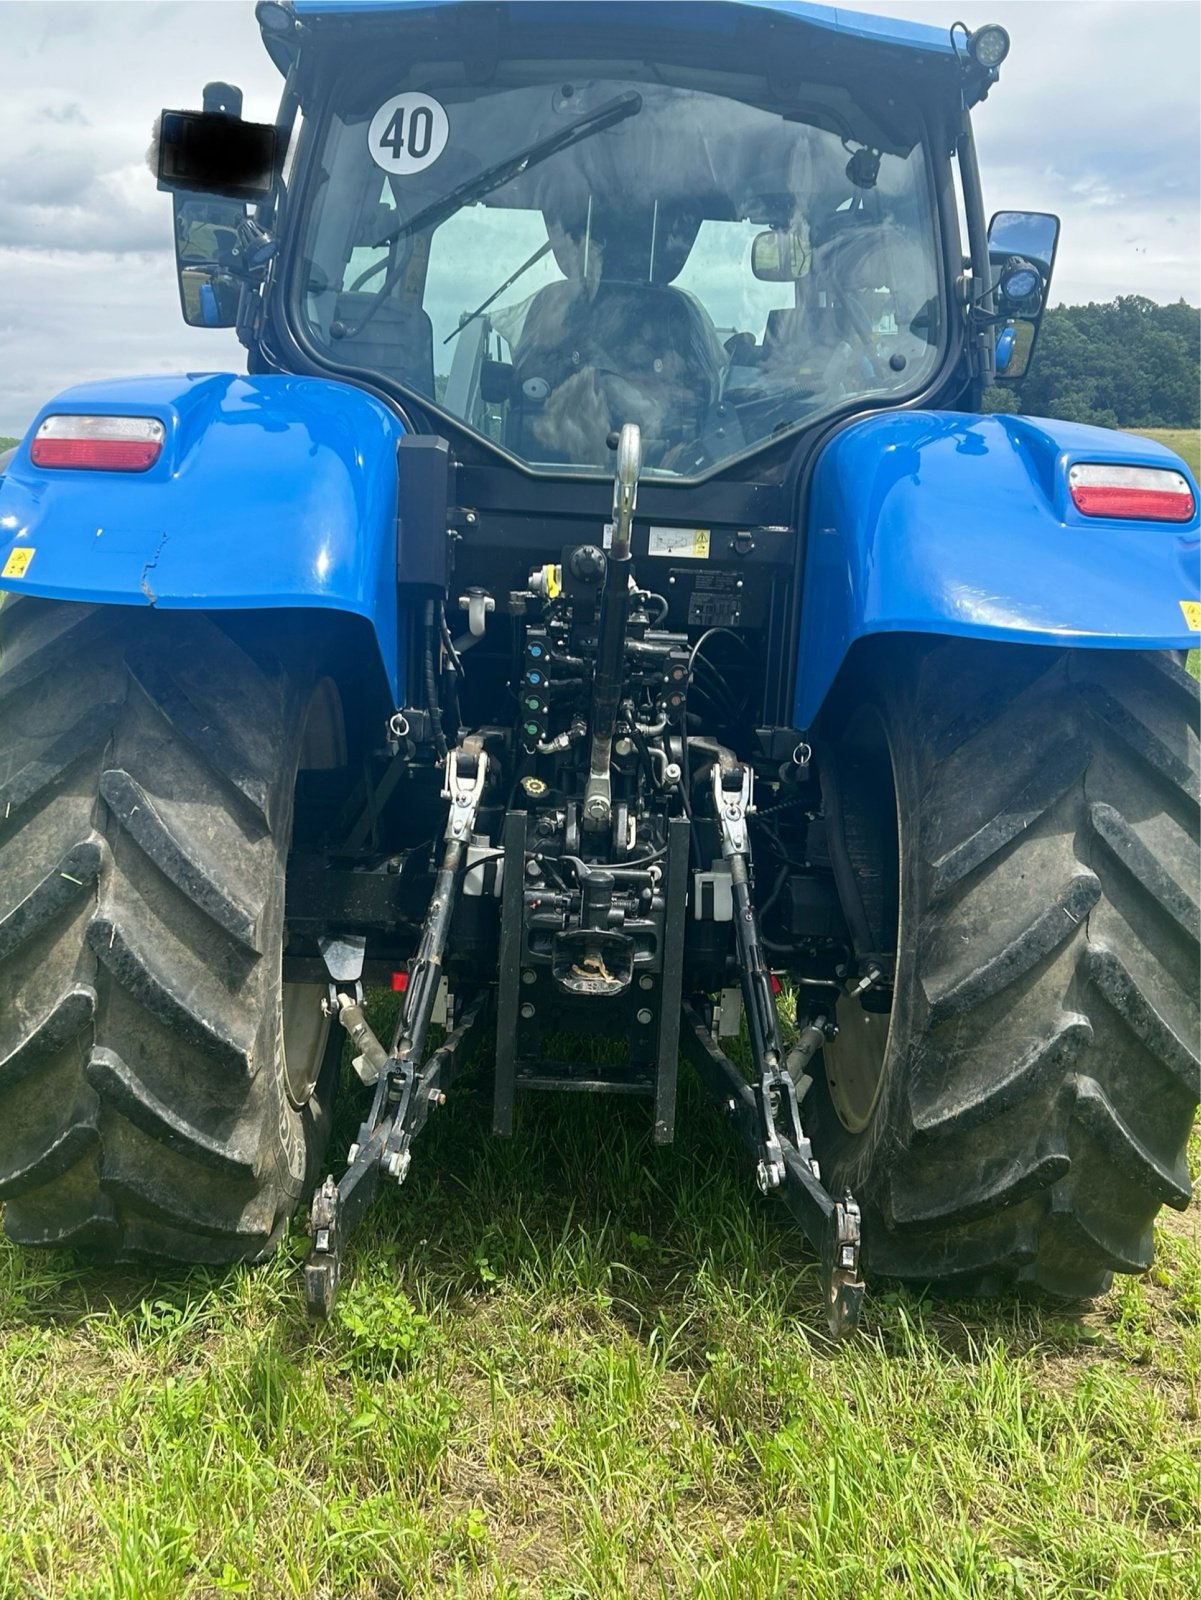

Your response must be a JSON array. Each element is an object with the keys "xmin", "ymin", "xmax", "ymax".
[
  {"xmin": 292, "ymin": 54, "xmax": 942, "ymax": 475},
  {"xmin": 167, "ymin": 1, "xmax": 1049, "ymax": 485}
]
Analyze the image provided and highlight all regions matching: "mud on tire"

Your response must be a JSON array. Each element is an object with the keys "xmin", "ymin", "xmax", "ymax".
[
  {"xmin": 809, "ymin": 639, "xmax": 1199, "ymax": 1297},
  {"xmin": 0, "ymin": 596, "xmax": 336, "ymax": 1263}
]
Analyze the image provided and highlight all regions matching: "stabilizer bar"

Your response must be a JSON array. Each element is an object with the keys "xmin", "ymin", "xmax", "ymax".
[
  {"xmin": 303, "ymin": 746, "xmax": 490, "ymax": 1317},
  {"xmin": 693, "ymin": 760, "xmax": 865, "ymax": 1337},
  {"xmin": 681, "ymin": 1004, "xmax": 864, "ymax": 1338},
  {"xmin": 305, "ymin": 990, "xmax": 490, "ymax": 1316}
]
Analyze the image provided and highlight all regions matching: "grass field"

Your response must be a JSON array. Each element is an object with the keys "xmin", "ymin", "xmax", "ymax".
[
  {"xmin": 1, "ymin": 1053, "xmax": 1197, "ymax": 1600},
  {"xmin": 0, "ymin": 428, "xmax": 1197, "ymax": 1598},
  {"xmin": 1133, "ymin": 429, "xmax": 1200, "ymax": 475}
]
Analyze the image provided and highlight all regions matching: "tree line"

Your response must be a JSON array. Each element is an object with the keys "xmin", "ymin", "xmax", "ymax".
[{"xmin": 987, "ymin": 296, "xmax": 1200, "ymax": 429}]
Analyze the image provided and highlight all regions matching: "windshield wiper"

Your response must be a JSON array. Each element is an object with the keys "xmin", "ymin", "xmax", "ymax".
[
  {"xmin": 443, "ymin": 238, "xmax": 552, "ymax": 346},
  {"xmin": 337, "ymin": 90, "xmax": 642, "ymax": 341}
]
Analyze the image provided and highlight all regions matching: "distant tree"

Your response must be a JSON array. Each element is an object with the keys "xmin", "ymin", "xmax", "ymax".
[
  {"xmin": 981, "ymin": 385, "xmax": 1019, "ymax": 413},
  {"xmin": 1014, "ymin": 299, "xmax": 1199, "ymax": 428}
]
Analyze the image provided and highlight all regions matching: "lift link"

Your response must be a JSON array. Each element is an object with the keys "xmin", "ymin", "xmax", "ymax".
[
  {"xmin": 704, "ymin": 763, "xmax": 866, "ymax": 1337},
  {"xmin": 303, "ymin": 747, "xmax": 491, "ymax": 1318}
]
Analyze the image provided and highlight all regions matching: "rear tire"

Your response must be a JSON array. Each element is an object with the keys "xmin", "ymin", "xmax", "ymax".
[
  {"xmin": 808, "ymin": 639, "xmax": 1199, "ymax": 1297},
  {"xmin": 0, "ymin": 596, "xmax": 338, "ymax": 1263}
]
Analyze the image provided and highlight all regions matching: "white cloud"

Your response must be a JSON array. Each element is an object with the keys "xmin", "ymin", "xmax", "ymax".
[{"xmin": 0, "ymin": 246, "xmax": 244, "ymax": 429}]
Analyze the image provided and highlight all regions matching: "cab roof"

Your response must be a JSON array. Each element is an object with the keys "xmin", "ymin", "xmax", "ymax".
[{"xmin": 286, "ymin": 0, "xmax": 959, "ymax": 60}]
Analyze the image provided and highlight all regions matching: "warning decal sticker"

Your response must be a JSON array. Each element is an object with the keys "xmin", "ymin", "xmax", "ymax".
[
  {"xmin": 648, "ymin": 526, "xmax": 711, "ymax": 560},
  {"xmin": 368, "ymin": 93, "xmax": 449, "ymax": 175},
  {"xmin": 2, "ymin": 547, "xmax": 34, "ymax": 579},
  {"xmin": 1179, "ymin": 600, "xmax": 1201, "ymax": 630}
]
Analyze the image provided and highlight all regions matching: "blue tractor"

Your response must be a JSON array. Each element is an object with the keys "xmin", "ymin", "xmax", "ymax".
[{"xmin": 1, "ymin": 0, "xmax": 1196, "ymax": 1334}]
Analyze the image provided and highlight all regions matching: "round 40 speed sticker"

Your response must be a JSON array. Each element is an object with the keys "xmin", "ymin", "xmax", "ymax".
[{"xmin": 368, "ymin": 93, "xmax": 449, "ymax": 175}]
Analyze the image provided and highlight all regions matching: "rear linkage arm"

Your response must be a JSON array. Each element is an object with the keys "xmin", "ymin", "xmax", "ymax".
[
  {"xmin": 684, "ymin": 763, "xmax": 865, "ymax": 1338},
  {"xmin": 304, "ymin": 746, "xmax": 491, "ymax": 1318}
]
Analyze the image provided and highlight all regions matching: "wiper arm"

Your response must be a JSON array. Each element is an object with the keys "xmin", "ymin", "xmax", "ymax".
[
  {"xmin": 373, "ymin": 90, "xmax": 642, "ymax": 251},
  {"xmin": 338, "ymin": 91, "xmax": 642, "ymax": 341},
  {"xmin": 443, "ymin": 238, "xmax": 552, "ymax": 346}
]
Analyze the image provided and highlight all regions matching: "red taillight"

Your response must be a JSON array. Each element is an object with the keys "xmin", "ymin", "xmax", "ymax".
[
  {"xmin": 30, "ymin": 415, "xmax": 164, "ymax": 472},
  {"xmin": 391, "ymin": 971, "xmax": 409, "ymax": 992},
  {"xmin": 1068, "ymin": 463, "xmax": 1194, "ymax": 523}
]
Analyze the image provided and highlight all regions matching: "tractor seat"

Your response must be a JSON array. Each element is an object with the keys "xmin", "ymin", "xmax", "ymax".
[
  {"xmin": 508, "ymin": 278, "xmax": 723, "ymax": 467},
  {"xmin": 506, "ymin": 204, "xmax": 724, "ymax": 467}
]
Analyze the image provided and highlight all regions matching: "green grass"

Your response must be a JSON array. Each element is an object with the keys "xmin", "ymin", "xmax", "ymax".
[
  {"xmin": 1132, "ymin": 428, "xmax": 1200, "ymax": 476},
  {"xmin": 0, "ymin": 437, "xmax": 18, "ymax": 453},
  {"xmin": 1, "ymin": 1045, "xmax": 1197, "ymax": 1599}
]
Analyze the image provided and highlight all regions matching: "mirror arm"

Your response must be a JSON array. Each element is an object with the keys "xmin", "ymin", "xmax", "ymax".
[
  {"xmin": 955, "ymin": 116, "xmax": 994, "ymax": 386},
  {"xmin": 968, "ymin": 299, "xmax": 1024, "ymax": 324}
]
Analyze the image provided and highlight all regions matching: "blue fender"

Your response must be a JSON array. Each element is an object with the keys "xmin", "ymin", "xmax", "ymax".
[
  {"xmin": 0, "ymin": 373, "xmax": 406, "ymax": 700},
  {"xmin": 795, "ymin": 410, "xmax": 1201, "ymax": 727}
]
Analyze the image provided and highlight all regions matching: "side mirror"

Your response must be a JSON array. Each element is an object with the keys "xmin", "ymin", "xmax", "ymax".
[
  {"xmin": 157, "ymin": 84, "xmax": 285, "ymax": 329},
  {"xmin": 751, "ymin": 229, "xmax": 810, "ymax": 283},
  {"xmin": 479, "ymin": 360, "xmax": 516, "ymax": 405},
  {"xmin": 173, "ymin": 196, "xmax": 245, "ymax": 327},
  {"xmin": 986, "ymin": 210, "xmax": 1060, "ymax": 380}
]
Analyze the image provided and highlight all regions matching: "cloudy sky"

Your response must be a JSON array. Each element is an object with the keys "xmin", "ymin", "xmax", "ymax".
[{"xmin": 0, "ymin": 0, "xmax": 1197, "ymax": 434}]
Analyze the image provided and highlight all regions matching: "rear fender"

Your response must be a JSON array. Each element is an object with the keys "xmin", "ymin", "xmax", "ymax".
[
  {"xmin": 0, "ymin": 373, "xmax": 406, "ymax": 700},
  {"xmin": 795, "ymin": 410, "xmax": 1200, "ymax": 728}
]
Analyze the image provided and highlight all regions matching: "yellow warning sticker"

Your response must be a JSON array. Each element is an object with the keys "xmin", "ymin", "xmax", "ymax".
[
  {"xmin": 1180, "ymin": 600, "xmax": 1201, "ymax": 631},
  {"xmin": 648, "ymin": 526, "xmax": 711, "ymax": 559},
  {"xmin": 1, "ymin": 547, "xmax": 34, "ymax": 579}
]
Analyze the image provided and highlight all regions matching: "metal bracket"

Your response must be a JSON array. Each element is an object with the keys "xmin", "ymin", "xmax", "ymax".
[
  {"xmin": 443, "ymin": 746, "xmax": 487, "ymax": 841},
  {"xmin": 712, "ymin": 763, "xmax": 753, "ymax": 858},
  {"xmin": 458, "ymin": 588, "xmax": 495, "ymax": 637},
  {"xmin": 826, "ymin": 1195, "xmax": 865, "ymax": 1339},
  {"xmin": 318, "ymin": 933, "xmax": 367, "ymax": 1038}
]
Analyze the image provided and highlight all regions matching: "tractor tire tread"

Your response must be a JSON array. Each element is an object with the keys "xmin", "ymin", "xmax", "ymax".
[
  {"xmin": 817, "ymin": 640, "xmax": 1199, "ymax": 1298},
  {"xmin": 0, "ymin": 596, "xmax": 322, "ymax": 1263}
]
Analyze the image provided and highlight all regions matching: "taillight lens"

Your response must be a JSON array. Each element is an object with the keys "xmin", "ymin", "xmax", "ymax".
[
  {"xmin": 30, "ymin": 415, "xmax": 165, "ymax": 472},
  {"xmin": 1068, "ymin": 463, "xmax": 1194, "ymax": 523}
]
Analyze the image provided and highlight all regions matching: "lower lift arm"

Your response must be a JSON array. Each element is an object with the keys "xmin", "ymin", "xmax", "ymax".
[
  {"xmin": 304, "ymin": 745, "xmax": 492, "ymax": 1317},
  {"xmin": 683, "ymin": 762, "xmax": 865, "ymax": 1338}
]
